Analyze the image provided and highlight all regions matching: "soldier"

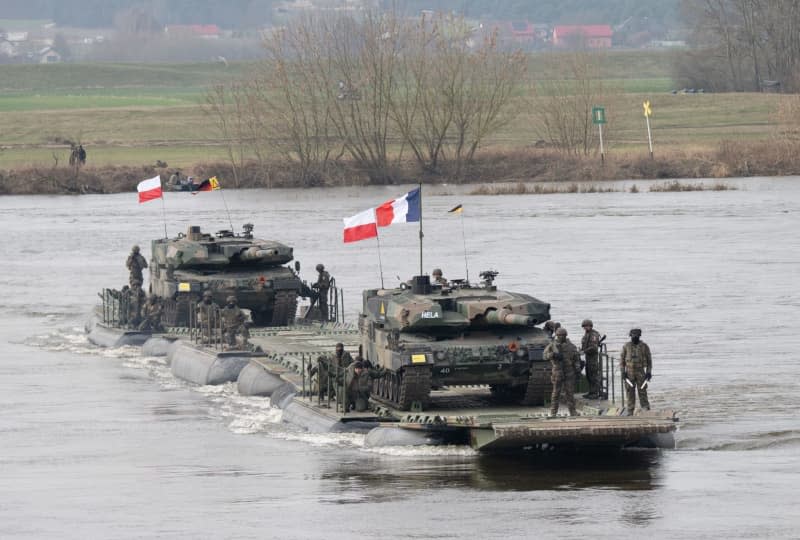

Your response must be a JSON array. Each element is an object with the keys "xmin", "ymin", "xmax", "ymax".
[
  {"xmin": 580, "ymin": 319, "xmax": 602, "ymax": 399},
  {"xmin": 127, "ymin": 280, "xmax": 147, "ymax": 328},
  {"xmin": 196, "ymin": 290, "xmax": 218, "ymax": 344},
  {"xmin": 313, "ymin": 263, "xmax": 331, "ymax": 320},
  {"xmin": 543, "ymin": 327, "xmax": 581, "ymax": 416},
  {"xmin": 138, "ymin": 295, "xmax": 164, "ymax": 332},
  {"xmin": 543, "ymin": 320, "xmax": 561, "ymax": 340},
  {"xmin": 309, "ymin": 343, "xmax": 353, "ymax": 401},
  {"xmin": 220, "ymin": 295, "xmax": 249, "ymax": 349},
  {"xmin": 344, "ymin": 361, "xmax": 385, "ymax": 412},
  {"xmin": 333, "ymin": 342, "xmax": 353, "ymax": 370},
  {"xmin": 432, "ymin": 268, "xmax": 447, "ymax": 286},
  {"xmin": 620, "ymin": 328, "xmax": 653, "ymax": 414},
  {"xmin": 126, "ymin": 245, "xmax": 148, "ymax": 288}
]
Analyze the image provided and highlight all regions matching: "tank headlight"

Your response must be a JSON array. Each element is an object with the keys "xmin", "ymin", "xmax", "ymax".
[
  {"xmin": 435, "ymin": 351, "xmax": 446, "ymax": 361},
  {"xmin": 516, "ymin": 348, "xmax": 527, "ymax": 358}
]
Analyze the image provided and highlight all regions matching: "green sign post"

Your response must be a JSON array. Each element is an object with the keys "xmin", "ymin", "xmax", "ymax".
[{"xmin": 592, "ymin": 106, "xmax": 606, "ymax": 163}]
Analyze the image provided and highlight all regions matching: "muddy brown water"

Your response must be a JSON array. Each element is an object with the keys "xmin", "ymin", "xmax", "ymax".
[{"xmin": 1, "ymin": 177, "xmax": 798, "ymax": 539}]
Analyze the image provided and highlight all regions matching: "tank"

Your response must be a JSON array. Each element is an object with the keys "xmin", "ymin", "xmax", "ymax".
[
  {"xmin": 150, "ymin": 224, "xmax": 304, "ymax": 326},
  {"xmin": 360, "ymin": 270, "xmax": 554, "ymax": 411}
]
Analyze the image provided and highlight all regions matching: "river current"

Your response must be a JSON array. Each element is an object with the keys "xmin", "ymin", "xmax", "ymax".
[{"xmin": 1, "ymin": 177, "xmax": 798, "ymax": 539}]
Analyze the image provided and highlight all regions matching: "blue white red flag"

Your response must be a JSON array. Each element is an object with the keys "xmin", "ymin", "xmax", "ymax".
[{"xmin": 375, "ymin": 188, "xmax": 420, "ymax": 227}]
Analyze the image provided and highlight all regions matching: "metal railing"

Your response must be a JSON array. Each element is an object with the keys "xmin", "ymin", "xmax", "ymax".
[
  {"xmin": 99, "ymin": 288, "xmax": 130, "ymax": 328},
  {"xmin": 301, "ymin": 355, "xmax": 352, "ymax": 414}
]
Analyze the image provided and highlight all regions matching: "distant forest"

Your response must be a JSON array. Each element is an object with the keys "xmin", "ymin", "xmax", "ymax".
[{"xmin": 0, "ymin": 0, "xmax": 681, "ymax": 28}]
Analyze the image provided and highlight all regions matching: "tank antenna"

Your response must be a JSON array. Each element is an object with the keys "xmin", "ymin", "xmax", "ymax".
[
  {"xmin": 218, "ymin": 186, "xmax": 234, "ymax": 232},
  {"xmin": 459, "ymin": 207, "xmax": 469, "ymax": 283},
  {"xmin": 159, "ymin": 193, "xmax": 168, "ymax": 238}
]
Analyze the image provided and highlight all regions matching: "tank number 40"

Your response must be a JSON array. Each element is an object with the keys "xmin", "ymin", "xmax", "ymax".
[{"xmin": 421, "ymin": 311, "xmax": 440, "ymax": 319}]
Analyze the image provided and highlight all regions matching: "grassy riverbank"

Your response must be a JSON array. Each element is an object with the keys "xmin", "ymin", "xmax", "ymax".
[{"xmin": 1, "ymin": 54, "xmax": 798, "ymax": 194}]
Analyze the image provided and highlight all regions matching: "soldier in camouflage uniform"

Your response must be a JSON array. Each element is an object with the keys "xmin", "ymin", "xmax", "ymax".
[
  {"xmin": 313, "ymin": 263, "xmax": 331, "ymax": 320},
  {"xmin": 127, "ymin": 280, "xmax": 147, "ymax": 328},
  {"xmin": 344, "ymin": 361, "xmax": 385, "ymax": 412},
  {"xmin": 309, "ymin": 343, "xmax": 354, "ymax": 401},
  {"xmin": 580, "ymin": 319, "xmax": 602, "ymax": 399},
  {"xmin": 138, "ymin": 295, "xmax": 164, "ymax": 332},
  {"xmin": 432, "ymin": 268, "xmax": 448, "ymax": 286},
  {"xmin": 126, "ymin": 245, "xmax": 148, "ymax": 288},
  {"xmin": 543, "ymin": 320, "xmax": 561, "ymax": 340},
  {"xmin": 543, "ymin": 327, "xmax": 580, "ymax": 416},
  {"xmin": 196, "ymin": 290, "xmax": 218, "ymax": 344},
  {"xmin": 619, "ymin": 328, "xmax": 652, "ymax": 414},
  {"xmin": 220, "ymin": 295, "xmax": 249, "ymax": 349}
]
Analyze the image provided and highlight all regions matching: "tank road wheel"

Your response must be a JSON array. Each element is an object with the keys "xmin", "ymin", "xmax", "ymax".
[
  {"xmin": 523, "ymin": 362, "xmax": 553, "ymax": 406},
  {"xmin": 270, "ymin": 290, "xmax": 298, "ymax": 327},
  {"xmin": 489, "ymin": 383, "xmax": 527, "ymax": 404},
  {"xmin": 372, "ymin": 366, "xmax": 432, "ymax": 411}
]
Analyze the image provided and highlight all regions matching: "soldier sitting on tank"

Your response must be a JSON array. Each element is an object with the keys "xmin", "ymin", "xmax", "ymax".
[
  {"xmin": 431, "ymin": 268, "xmax": 448, "ymax": 286},
  {"xmin": 220, "ymin": 295, "xmax": 249, "ymax": 350},
  {"xmin": 344, "ymin": 361, "xmax": 385, "ymax": 412},
  {"xmin": 127, "ymin": 280, "xmax": 147, "ymax": 329},
  {"xmin": 544, "ymin": 327, "xmax": 581, "ymax": 417},
  {"xmin": 126, "ymin": 245, "xmax": 148, "ymax": 288},
  {"xmin": 138, "ymin": 295, "xmax": 164, "ymax": 333},
  {"xmin": 196, "ymin": 291, "xmax": 219, "ymax": 344}
]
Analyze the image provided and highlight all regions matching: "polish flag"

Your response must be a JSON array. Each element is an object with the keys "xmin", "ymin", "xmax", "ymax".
[
  {"xmin": 137, "ymin": 175, "xmax": 163, "ymax": 203},
  {"xmin": 343, "ymin": 208, "xmax": 378, "ymax": 243},
  {"xmin": 375, "ymin": 188, "xmax": 421, "ymax": 227}
]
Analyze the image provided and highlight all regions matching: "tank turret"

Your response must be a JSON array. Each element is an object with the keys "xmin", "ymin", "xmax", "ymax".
[
  {"xmin": 150, "ymin": 224, "xmax": 303, "ymax": 326},
  {"xmin": 360, "ymin": 271, "xmax": 553, "ymax": 411}
]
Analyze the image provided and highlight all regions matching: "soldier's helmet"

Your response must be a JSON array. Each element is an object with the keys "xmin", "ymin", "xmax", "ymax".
[
  {"xmin": 354, "ymin": 361, "xmax": 364, "ymax": 370},
  {"xmin": 335, "ymin": 342, "xmax": 344, "ymax": 350},
  {"xmin": 432, "ymin": 268, "xmax": 443, "ymax": 277},
  {"xmin": 316, "ymin": 263, "xmax": 324, "ymax": 272},
  {"xmin": 202, "ymin": 290, "xmax": 213, "ymax": 299},
  {"xmin": 629, "ymin": 328, "xmax": 642, "ymax": 337},
  {"xmin": 555, "ymin": 328, "xmax": 568, "ymax": 337},
  {"xmin": 226, "ymin": 295, "xmax": 236, "ymax": 304},
  {"xmin": 581, "ymin": 319, "xmax": 593, "ymax": 328},
  {"xmin": 132, "ymin": 245, "xmax": 140, "ymax": 253},
  {"xmin": 131, "ymin": 279, "xmax": 142, "ymax": 286}
]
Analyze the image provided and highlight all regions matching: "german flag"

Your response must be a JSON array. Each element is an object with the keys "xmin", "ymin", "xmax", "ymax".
[
  {"xmin": 192, "ymin": 176, "xmax": 221, "ymax": 194},
  {"xmin": 448, "ymin": 204, "xmax": 463, "ymax": 214}
]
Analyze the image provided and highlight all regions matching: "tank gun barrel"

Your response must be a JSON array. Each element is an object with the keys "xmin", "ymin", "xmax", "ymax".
[
  {"xmin": 484, "ymin": 309, "xmax": 534, "ymax": 326},
  {"xmin": 239, "ymin": 247, "xmax": 278, "ymax": 261}
]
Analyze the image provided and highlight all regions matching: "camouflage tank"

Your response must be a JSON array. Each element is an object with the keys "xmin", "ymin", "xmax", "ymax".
[
  {"xmin": 360, "ymin": 271, "xmax": 553, "ymax": 411},
  {"xmin": 150, "ymin": 224, "xmax": 304, "ymax": 327}
]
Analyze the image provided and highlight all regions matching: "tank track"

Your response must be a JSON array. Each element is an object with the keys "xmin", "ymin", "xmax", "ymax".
[
  {"xmin": 373, "ymin": 365, "xmax": 432, "ymax": 411},
  {"xmin": 270, "ymin": 290, "xmax": 298, "ymax": 326},
  {"xmin": 522, "ymin": 362, "xmax": 553, "ymax": 406}
]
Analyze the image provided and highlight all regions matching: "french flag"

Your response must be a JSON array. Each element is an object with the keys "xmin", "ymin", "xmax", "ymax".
[
  {"xmin": 137, "ymin": 175, "xmax": 163, "ymax": 203},
  {"xmin": 343, "ymin": 208, "xmax": 378, "ymax": 243},
  {"xmin": 376, "ymin": 188, "xmax": 420, "ymax": 227}
]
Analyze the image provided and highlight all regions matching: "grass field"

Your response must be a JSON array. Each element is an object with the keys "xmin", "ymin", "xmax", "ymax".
[{"xmin": 0, "ymin": 52, "xmax": 785, "ymax": 170}]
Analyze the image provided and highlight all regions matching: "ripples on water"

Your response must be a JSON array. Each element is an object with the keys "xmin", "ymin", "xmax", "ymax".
[{"xmin": 3, "ymin": 178, "xmax": 800, "ymax": 539}]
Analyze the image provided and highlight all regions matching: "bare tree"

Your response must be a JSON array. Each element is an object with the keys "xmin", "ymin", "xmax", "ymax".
[{"xmin": 533, "ymin": 50, "xmax": 611, "ymax": 156}]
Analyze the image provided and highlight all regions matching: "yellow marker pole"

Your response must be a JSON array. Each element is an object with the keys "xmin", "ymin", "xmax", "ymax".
[{"xmin": 643, "ymin": 100, "xmax": 654, "ymax": 159}]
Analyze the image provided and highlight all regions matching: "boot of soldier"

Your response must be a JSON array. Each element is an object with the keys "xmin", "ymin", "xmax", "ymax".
[{"xmin": 568, "ymin": 408, "xmax": 578, "ymax": 417}]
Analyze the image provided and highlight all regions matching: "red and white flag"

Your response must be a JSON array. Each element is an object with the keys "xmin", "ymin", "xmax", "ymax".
[
  {"xmin": 376, "ymin": 188, "xmax": 421, "ymax": 226},
  {"xmin": 343, "ymin": 208, "xmax": 378, "ymax": 243},
  {"xmin": 137, "ymin": 175, "xmax": 163, "ymax": 203}
]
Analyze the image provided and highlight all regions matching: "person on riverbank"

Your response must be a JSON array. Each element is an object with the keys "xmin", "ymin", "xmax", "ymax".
[
  {"xmin": 620, "ymin": 328, "xmax": 652, "ymax": 414},
  {"xmin": 580, "ymin": 319, "xmax": 602, "ymax": 399},
  {"xmin": 126, "ymin": 245, "xmax": 148, "ymax": 288},
  {"xmin": 544, "ymin": 327, "xmax": 580, "ymax": 416}
]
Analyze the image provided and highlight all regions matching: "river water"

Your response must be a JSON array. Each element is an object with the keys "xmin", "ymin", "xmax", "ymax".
[{"xmin": 1, "ymin": 178, "xmax": 798, "ymax": 539}]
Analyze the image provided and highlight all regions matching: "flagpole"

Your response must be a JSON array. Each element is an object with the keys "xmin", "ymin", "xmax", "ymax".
[
  {"xmin": 218, "ymin": 187, "xmax": 234, "ymax": 231},
  {"xmin": 159, "ymin": 192, "xmax": 168, "ymax": 238},
  {"xmin": 418, "ymin": 181, "xmax": 423, "ymax": 277},
  {"xmin": 460, "ymin": 212, "xmax": 469, "ymax": 283},
  {"xmin": 375, "ymin": 231, "xmax": 385, "ymax": 289}
]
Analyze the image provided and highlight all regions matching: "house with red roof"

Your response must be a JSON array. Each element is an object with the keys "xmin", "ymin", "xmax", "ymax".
[{"xmin": 553, "ymin": 25, "xmax": 613, "ymax": 49}]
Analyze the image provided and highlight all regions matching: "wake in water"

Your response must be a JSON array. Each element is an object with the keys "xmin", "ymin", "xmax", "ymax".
[{"xmin": 23, "ymin": 327, "xmax": 478, "ymax": 457}]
